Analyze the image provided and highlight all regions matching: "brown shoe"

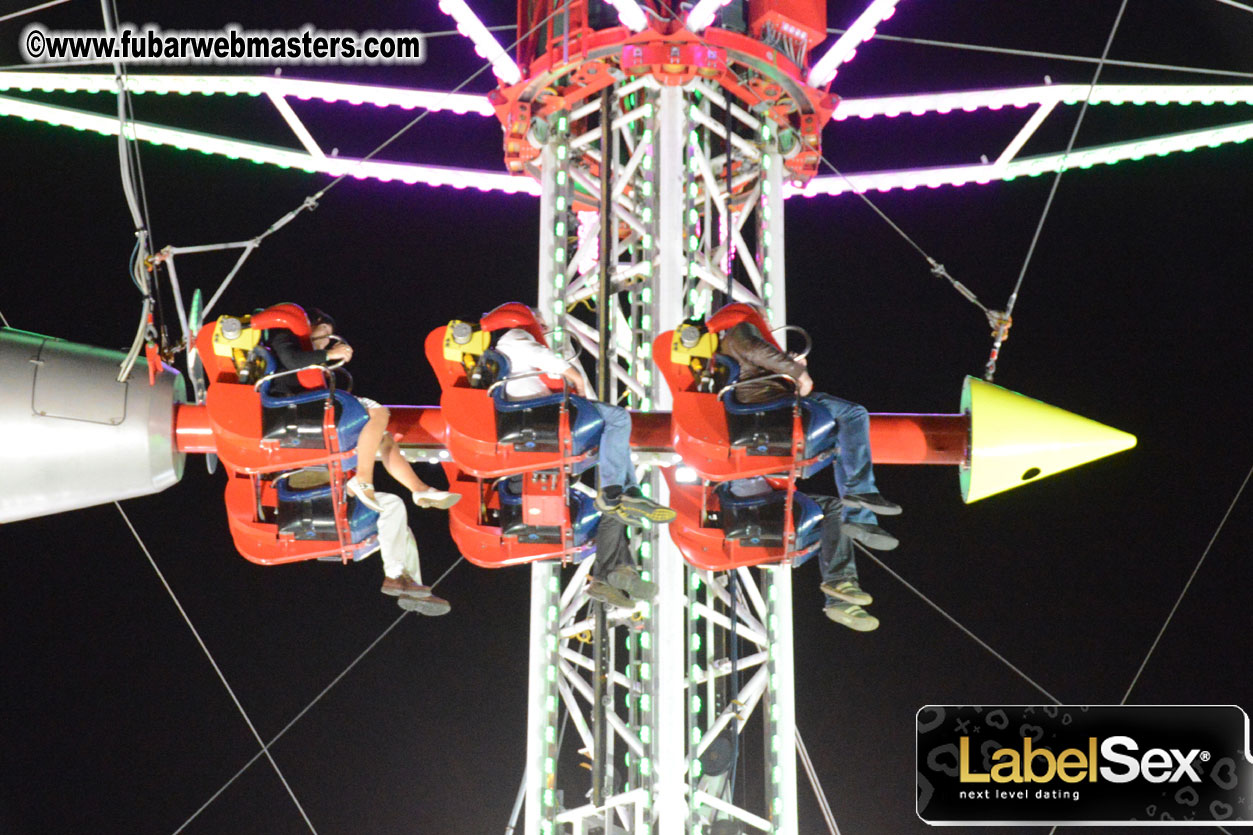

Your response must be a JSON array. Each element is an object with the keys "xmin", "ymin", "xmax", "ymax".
[
  {"xmin": 397, "ymin": 592, "xmax": 451, "ymax": 616},
  {"xmin": 381, "ymin": 575, "xmax": 433, "ymax": 598}
]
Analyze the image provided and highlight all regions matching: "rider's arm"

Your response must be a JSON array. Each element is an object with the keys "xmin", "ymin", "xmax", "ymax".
[
  {"xmin": 724, "ymin": 323, "xmax": 807, "ymax": 380},
  {"xmin": 561, "ymin": 366, "xmax": 588, "ymax": 397},
  {"xmin": 268, "ymin": 328, "xmax": 328, "ymax": 370}
]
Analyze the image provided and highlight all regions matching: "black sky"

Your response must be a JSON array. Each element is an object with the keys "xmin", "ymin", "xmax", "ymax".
[{"xmin": 1, "ymin": 2, "xmax": 1251, "ymax": 834}]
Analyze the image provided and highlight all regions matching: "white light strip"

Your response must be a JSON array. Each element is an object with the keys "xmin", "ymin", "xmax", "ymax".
[
  {"xmin": 436, "ymin": 0, "xmax": 522, "ymax": 84},
  {"xmin": 807, "ymin": 0, "xmax": 900, "ymax": 88},
  {"xmin": 266, "ymin": 92, "xmax": 324, "ymax": 159},
  {"xmin": 9, "ymin": 79, "xmax": 1247, "ymax": 201},
  {"xmin": 993, "ymin": 99, "xmax": 1056, "ymax": 169},
  {"xmin": 0, "ymin": 71, "xmax": 494, "ymax": 115},
  {"xmin": 0, "ymin": 95, "xmax": 538, "ymax": 194},
  {"xmin": 686, "ymin": 0, "xmax": 732, "ymax": 33},
  {"xmin": 792, "ymin": 119, "xmax": 1253, "ymax": 198},
  {"xmin": 832, "ymin": 83, "xmax": 1253, "ymax": 121},
  {"xmin": 605, "ymin": 0, "xmax": 649, "ymax": 32}
]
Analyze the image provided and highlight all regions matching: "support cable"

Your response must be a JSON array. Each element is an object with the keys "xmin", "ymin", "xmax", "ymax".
[
  {"xmin": 160, "ymin": 4, "xmax": 569, "ymax": 339},
  {"xmin": 101, "ymin": 0, "xmax": 165, "ymax": 383},
  {"xmin": 852, "ymin": 542, "xmax": 1062, "ymax": 704},
  {"xmin": 823, "ymin": 28, "xmax": 1253, "ymax": 81},
  {"xmin": 171, "ymin": 554, "xmax": 463, "ymax": 835},
  {"xmin": 984, "ymin": 0, "xmax": 1129, "ymax": 381},
  {"xmin": 725, "ymin": 572, "xmax": 741, "ymax": 813},
  {"xmin": 1119, "ymin": 463, "xmax": 1251, "ymax": 704},
  {"xmin": 259, "ymin": 4, "xmax": 568, "ymax": 240},
  {"xmin": 0, "ymin": 0, "xmax": 68, "ymax": 24},
  {"xmin": 113, "ymin": 503, "xmax": 318, "ymax": 834},
  {"xmin": 591, "ymin": 86, "xmax": 614, "ymax": 811},
  {"xmin": 816, "ymin": 152, "xmax": 999, "ymax": 331},
  {"xmin": 795, "ymin": 729, "xmax": 841, "ymax": 835}
]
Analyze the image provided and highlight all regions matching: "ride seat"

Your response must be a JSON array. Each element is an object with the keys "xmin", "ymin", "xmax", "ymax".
[
  {"xmin": 714, "ymin": 482, "xmax": 823, "ymax": 554},
  {"xmin": 714, "ymin": 354, "xmax": 837, "ymax": 462},
  {"xmin": 496, "ymin": 476, "xmax": 599, "ymax": 545},
  {"xmin": 275, "ymin": 476, "xmax": 379, "ymax": 543},
  {"xmin": 253, "ymin": 347, "xmax": 371, "ymax": 454},
  {"xmin": 479, "ymin": 349, "xmax": 604, "ymax": 459}
]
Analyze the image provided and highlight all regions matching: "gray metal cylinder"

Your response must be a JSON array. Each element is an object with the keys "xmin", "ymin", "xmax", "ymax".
[{"xmin": 0, "ymin": 328, "xmax": 185, "ymax": 523}]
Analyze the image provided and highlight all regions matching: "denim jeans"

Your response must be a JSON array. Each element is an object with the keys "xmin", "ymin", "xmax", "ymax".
[
  {"xmin": 803, "ymin": 391, "xmax": 880, "ymax": 523},
  {"xmin": 569, "ymin": 396, "xmax": 637, "ymax": 489},
  {"xmin": 810, "ymin": 494, "xmax": 871, "ymax": 608}
]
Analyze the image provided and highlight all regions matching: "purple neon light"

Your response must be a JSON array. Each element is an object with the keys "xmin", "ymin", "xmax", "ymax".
[
  {"xmin": 831, "ymin": 84, "xmax": 1253, "ymax": 121},
  {"xmin": 791, "ymin": 118, "xmax": 1253, "ymax": 197}
]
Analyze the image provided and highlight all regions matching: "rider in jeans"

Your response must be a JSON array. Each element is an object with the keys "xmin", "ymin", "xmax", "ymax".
[{"xmin": 715, "ymin": 312, "xmax": 902, "ymax": 552}]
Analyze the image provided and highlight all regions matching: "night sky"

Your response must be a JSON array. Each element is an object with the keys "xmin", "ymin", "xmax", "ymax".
[{"xmin": 2, "ymin": 2, "xmax": 1251, "ymax": 834}]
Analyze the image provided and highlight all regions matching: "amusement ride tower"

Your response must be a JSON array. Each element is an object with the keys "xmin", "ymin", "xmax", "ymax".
[{"xmin": 490, "ymin": 2, "xmax": 843, "ymax": 831}]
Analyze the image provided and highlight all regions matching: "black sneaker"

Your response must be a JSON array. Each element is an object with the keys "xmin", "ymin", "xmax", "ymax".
[
  {"xmin": 611, "ymin": 486, "xmax": 677, "ymax": 526},
  {"xmin": 843, "ymin": 522, "xmax": 899, "ymax": 551},
  {"xmin": 608, "ymin": 566, "xmax": 657, "ymax": 600},
  {"xmin": 586, "ymin": 579, "xmax": 633, "ymax": 608},
  {"xmin": 842, "ymin": 492, "xmax": 902, "ymax": 516}
]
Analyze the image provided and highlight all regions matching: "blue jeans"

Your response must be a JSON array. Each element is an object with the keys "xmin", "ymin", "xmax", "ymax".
[
  {"xmin": 803, "ymin": 391, "xmax": 879, "ymax": 523},
  {"xmin": 569, "ymin": 396, "xmax": 636, "ymax": 489},
  {"xmin": 811, "ymin": 494, "xmax": 871, "ymax": 607}
]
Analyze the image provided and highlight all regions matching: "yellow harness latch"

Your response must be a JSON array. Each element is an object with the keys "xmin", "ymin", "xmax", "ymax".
[{"xmin": 211, "ymin": 315, "xmax": 262, "ymax": 377}]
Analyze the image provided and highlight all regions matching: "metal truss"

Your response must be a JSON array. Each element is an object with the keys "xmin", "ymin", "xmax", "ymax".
[{"xmin": 524, "ymin": 70, "xmax": 797, "ymax": 835}]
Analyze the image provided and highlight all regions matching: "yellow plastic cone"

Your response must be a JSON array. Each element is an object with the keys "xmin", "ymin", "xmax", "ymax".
[{"xmin": 960, "ymin": 376, "xmax": 1137, "ymax": 503}]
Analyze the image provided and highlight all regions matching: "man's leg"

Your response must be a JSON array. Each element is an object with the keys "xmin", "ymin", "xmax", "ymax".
[
  {"xmin": 805, "ymin": 391, "xmax": 900, "ymax": 515},
  {"xmin": 575, "ymin": 397, "xmax": 675, "ymax": 525},
  {"xmin": 833, "ymin": 463, "xmax": 899, "ymax": 551},
  {"xmin": 812, "ymin": 495, "xmax": 858, "ymax": 591},
  {"xmin": 375, "ymin": 493, "xmax": 416, "ymax": 583},
  {"xmin": 811, "ymin": 494, "xmax": 878, "ymax": 631},
  {"xmin": 586, "ymin": 513, "xmax": 654, "ymax": 606},
  {"xmin": 576, "ymin": 398, "xmax": 635, "ymax": 489},
  {"xmin": 374, "ymin": 493, "xmax": 450, "ymax": 614}
]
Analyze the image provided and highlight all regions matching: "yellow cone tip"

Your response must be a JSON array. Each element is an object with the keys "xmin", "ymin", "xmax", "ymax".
[{"xmin": 960, "ymin": 376, "xmax": 1137, "ymax": 503}]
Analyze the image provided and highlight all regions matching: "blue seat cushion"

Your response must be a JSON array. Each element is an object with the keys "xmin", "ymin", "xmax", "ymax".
[
  {"xmin": 275, "ymin": 477, "xmax": 378, "ymax": 543},
  {"xmin": 484, "ymin": 349, "xmax": 603, "ymax": 461},
  {"xmin": 715, "ymin": 483, "xmax": 823, "ymax": 557},
  {"xmin": 256, "ymin": 347, "xmax": 370, "ymax": 452}
]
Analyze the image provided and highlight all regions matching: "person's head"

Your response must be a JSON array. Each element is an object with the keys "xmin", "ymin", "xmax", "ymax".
[{"xmin": 307, "ymin": 308, "xmax": 336, "ymax": 349}]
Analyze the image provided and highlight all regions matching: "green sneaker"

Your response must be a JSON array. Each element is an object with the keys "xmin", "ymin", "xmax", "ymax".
[
  {"xmin": 608, "ymin": 566, "xmax": 657, "ymax": 600},
  {"xmin": 820, "ymin": 580, "xmax": 873, "ymax": 606},
  {"xmin": 824, "ymin": 602, "xmax": 880, "ymax": 632},
  {"xmin": 586, "ymin": 579, "xmax": 633, "ymax": 608},
  {"xmin": 613, "ymin": 486, "xmax": 677, "ymax": 525}
]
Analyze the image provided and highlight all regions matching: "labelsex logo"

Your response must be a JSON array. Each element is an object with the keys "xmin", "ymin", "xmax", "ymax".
[{"xmin": 960, "ymin": 736, "xmax": 1206, "ymax": 784}]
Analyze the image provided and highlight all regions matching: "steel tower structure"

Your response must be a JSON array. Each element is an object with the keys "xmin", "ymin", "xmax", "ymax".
[{"xmin": 499, "ymin": 3, "xmax": 834, "ymax": 832}]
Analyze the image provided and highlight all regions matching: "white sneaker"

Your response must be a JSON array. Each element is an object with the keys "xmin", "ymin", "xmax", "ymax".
[
  {"xmin": 413, "ymin": 490, "xmax": 461, "ymax": 510},
  {"xmin": 345, "ymin": 476, "xmax": 383, "ymax": 511}
]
